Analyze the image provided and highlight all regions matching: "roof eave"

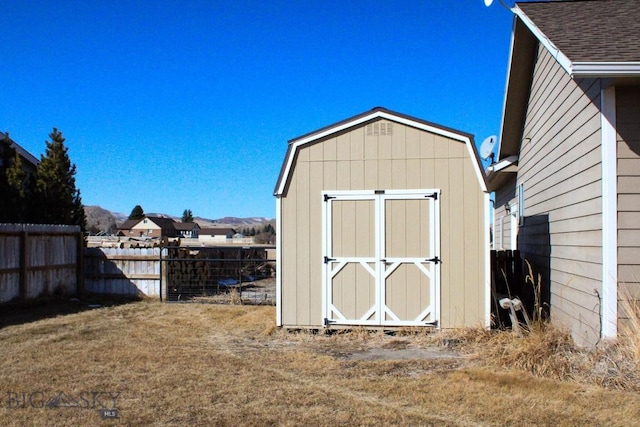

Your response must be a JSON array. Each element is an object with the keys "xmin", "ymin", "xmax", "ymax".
[{"xmin": 513, "ymin": 4, "xmax": 573, "ymax": 75}]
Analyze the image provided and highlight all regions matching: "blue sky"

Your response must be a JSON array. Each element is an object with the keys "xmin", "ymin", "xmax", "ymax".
[{"xmin": 2, "ymin": 0, "xmax": 513, "ymax": 220}]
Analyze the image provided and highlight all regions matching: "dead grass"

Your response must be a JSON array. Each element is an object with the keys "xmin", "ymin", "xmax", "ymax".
[{"xmin": 1, "ymin": 300, "xmax": 640, "ymax": 426}]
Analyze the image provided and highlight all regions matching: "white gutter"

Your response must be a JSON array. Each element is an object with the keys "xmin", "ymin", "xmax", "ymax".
[
  {"xmin": 486, "ymin": 155, "xmax": 518, "ymax": 174},
  {"xmin": 572, "ymin": 62, "xmax": 640, "ymax": 78}
]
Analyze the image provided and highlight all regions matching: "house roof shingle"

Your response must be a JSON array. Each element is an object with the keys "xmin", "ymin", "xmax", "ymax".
[
  {"xmin": 200, "ymin": 228, "xmax": 236, "ymax": 236},
  {"xmin": 517, "ymin": 0, "xmax": 640, "ymax": 63},
  {"xmin": 174, "ymin": 222, "xmax": 200, "ymax": 231}
]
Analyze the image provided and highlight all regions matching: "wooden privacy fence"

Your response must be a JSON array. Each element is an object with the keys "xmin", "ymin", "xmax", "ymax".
[
  {"xmin": 490, "ymin": 250, "xmax": 524, "ymax": 328},
  {"xmin": 83, "ymin": 246, "xmax": 276, "ymax": 304},
  {"xmin": 0, "ymin": 224, "xmax": 83, "ymax": 302},
  {"xmin": 83, "ymin": 247, "xmax": 165, "ymax": 297}
]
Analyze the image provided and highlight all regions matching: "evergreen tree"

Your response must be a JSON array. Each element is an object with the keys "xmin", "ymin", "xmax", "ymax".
[
  {"xmin": 5, "ymin": 151, "xmax": 32, "ymax": 222},
  {"xmin": 1, "ymin": 134, "xmax": 37, "ymax": 223},
  {"xmin": 0, "ymin": 136, "xmax": 22, "ymax": 222},
  {"xmin": 181, "ymin": 209, "xmax": 194, "ymax": 223},
  {"xmin": 129, "ymin": 205, "xmax": 145, "ymax": 220},
  {"xmin": 32, "ymin": 128, "xmax": 86, "ymax": 230}
]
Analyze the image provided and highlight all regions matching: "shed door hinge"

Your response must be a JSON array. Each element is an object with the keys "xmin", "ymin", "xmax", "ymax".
[
  {"xmin": 426, "ymin": 192, "xmax": 438, "ymax": 200},
  {"xmin": 324, "ymin": 256, "xmax": 336, "ymax": 264},
  {"xmin": 324, "ymin": 317, "xmax": 336, "ymax": 326},
  {"xmin": 424, "ymin": 320, "xmax": 439, "ymax": 327},
  {"xmin": 426, "ymin": 256, "xmax": 440, "ymax": 264},
  {"xmin": 324, "ymin": 194, "xmax": 336, "ymax": 202}
]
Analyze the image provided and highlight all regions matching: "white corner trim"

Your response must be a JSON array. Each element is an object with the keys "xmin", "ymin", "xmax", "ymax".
[
  {"xmin": 513, "ymin": 4, "xmax": 573, "ymax": 76},
  {"xmin": 484, "ymin": 193, "xmax": 492, "ymax": 329},
  {"xmin": 321, "ymin": 193, "xmax": 328, "ymax": 326},
  {"xmin": 275, "ymin": 196, "xmax": 283, "ymax": 327},
  {"xmin": 601, "ymin": 85, "xmax": 617, "ymax": 339}
]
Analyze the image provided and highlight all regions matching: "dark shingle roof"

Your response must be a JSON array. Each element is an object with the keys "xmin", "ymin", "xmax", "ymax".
[
  {"xmin": 200, "ymin": 228, "xmax": 236, "ymax": 236},
  {"xmin": 117, "ymin": 219, "xmax": 139, "ymax": 230},
  {"xmin": 146, "ymin": 216, "xmax": 177, "ymax": 230},
  {"xmin": 174, "ymin": 222, "xmax": 200, "ymax": 231},
  {"xmin": 517, "ymin": 0, "xmax": 640, "ymax": 62}
]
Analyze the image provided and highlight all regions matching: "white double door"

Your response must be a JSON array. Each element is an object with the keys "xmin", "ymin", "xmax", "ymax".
[{"xmin": 322, "ymin": 189, "xmax": 440, "ymax": 327}]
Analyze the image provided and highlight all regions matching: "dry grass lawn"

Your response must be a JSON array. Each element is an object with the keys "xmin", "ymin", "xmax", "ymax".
[{"xmin": 1, "ymin": 298, "xmax": 639, "ymax": 426}]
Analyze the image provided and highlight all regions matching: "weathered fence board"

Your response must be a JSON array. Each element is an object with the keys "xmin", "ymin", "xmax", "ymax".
[
  {"xmin": 83, "ymin": 247, "xmax": 165, "ymax": 297},
  {"xmin": 0, "ymin": 224, "xmax": 82, "ymax": 303}
]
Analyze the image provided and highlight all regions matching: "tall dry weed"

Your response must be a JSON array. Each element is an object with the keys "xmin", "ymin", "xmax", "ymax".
[{"xmin": 524, "ymin": 259, "xmax": 546, "ymax": 324}]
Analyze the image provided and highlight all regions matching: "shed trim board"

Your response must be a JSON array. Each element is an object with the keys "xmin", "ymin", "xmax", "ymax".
[
  {"xmin": 601, "ymin": 85, "xmax": 617, "ymax": 339},
  {"xmin": 322, "ymin": 189, "xmax": 441, "ymax": 327},
  {"xmin": 483, "ymin": 192, "xmax": 491, "ymax": 328},
  {"xmin": 276, "ymin": 196, "xmax": 283, "ymax": 326}
]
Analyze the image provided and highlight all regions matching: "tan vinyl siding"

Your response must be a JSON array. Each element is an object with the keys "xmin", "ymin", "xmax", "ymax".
[
  {"xmin": 494, "ymin": 175, "xmax": 517, "ymax": 250},
  {"xmin": 517, "ymin": 45, "xmax": 603, "ymax": 347},
  {"xmin": 616, "ymin": 85, "xmax": 640, "ymax": 319},
  {"xmin": 279, "ymin": 119, "xmax": 486, "ymax": 328}
]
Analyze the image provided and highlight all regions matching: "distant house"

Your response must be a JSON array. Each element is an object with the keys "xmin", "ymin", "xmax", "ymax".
[
  {"xmin": 199, "ymin": 228, "xmax": 236, "ymax": 244},
  {"xmin": 174, "ymin": 222, "xmax": 200, "ymax": 238},
  {"xmin": 0, "ymin": 132, "xmax": 39, "ymax": 176},
  {"xmin": 117, "ymin": 216, "xmax": 179, "ymax": 238},
  {"xmin": 488, "ymin": 0, "xmax": 640, "ymax": 347}
]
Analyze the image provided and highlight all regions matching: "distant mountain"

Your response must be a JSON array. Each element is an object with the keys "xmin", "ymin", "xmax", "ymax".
[
  {"xmin": 213, "ymin": 217, "xmax": 273, "ymax": 227},
  {"xmin": 84, "ymin": 206, "xmax": 118, "ymax": 234},
  {"xmin": 84, "ymin": 206, "xmax": 274, "ymax": 235}
]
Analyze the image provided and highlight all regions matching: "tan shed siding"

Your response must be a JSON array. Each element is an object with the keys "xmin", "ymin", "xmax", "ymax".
[
  {"xmin": 517, "ymin": 45, "xmax": 603, "ymax": 346},
  {"xmin": 280, "ymin": 119, "xmax": 486, "ymax": 328},
  {"xmin": 616, "ymin": 85, "xmax": 640, "ymax": 318}
]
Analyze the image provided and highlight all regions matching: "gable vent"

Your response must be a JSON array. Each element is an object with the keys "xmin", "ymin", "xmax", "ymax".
[{"xmin": 366, "ymin": 121, "xmax": 393, "ymax": 136}]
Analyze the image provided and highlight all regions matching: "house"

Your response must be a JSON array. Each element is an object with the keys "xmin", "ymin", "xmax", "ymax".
[
  {"xmin": 198, "ymin": 228, "xmax": 236, "ymax": 244},
  {"xmin": 488, "ymin": 0, "xmax": 640, "ymax": 346},
  {"xmin": 117, "ymin": 216, "xmax": 179, "ymax": 238},
  {"xmin": 0, "ymin": 132, "xmax": 39, "ymax": 176},
  {"xmin": 274, "ymin": 107, "xmax": 490, "ymax": 330},
  {"xmin": 174, "ymin": 222, "xmax": 200, "ymax": 238}
]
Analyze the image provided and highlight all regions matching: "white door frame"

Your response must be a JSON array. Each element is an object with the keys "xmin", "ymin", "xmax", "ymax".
[{"xmin": 322, "ymin": 189, "xmax": 441, "ymax": 327}]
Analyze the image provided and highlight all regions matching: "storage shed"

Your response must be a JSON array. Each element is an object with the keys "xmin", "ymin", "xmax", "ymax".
[{"xmin": 274, "ymin": 107, "xmax": 490, "ymax": 330}]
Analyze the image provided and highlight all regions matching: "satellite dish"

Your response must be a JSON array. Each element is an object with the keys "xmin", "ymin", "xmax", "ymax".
[
  {"xmin": 484, "ymin": 0, "xmax": 493, "ymax": 6},
  {"xmin": 480, "ymin": 135, "xmax": 497, "ymax": 162}
]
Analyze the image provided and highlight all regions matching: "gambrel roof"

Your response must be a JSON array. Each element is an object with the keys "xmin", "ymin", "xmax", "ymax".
[{"xmin": 274, "ymin": 107, "xmax": 488, "ymax": 196}]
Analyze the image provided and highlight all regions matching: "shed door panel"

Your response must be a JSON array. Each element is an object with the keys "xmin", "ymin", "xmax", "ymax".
[
  {"xmin": 328, "ymin": 198, "xmax": 377, "ymax": 323},
  {"xmin": 382, "ymin": 197, "xmax": 436, "ymax": 325},
  {"xmin": 324, "ymin": 191, "xmax": 439, "ymax": 327}
]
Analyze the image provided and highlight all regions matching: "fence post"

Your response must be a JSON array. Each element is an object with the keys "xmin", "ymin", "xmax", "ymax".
[
  {"xmin": 239, "ymin": 246, "xmax": 243, "ymax": 289},
  {"xmin": 77, "ymin": 231, "xmax": 85, "ymax": 296},
  {"xmin": 19, "ymin": 230, "xmax": 28, "ymax": 302},
  {"xmin": 159, "ymin": 246, "xmax": 163, "ymax": 302}
]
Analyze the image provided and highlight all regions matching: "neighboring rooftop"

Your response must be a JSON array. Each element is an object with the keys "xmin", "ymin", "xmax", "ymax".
[
  {"xmin": 517, "ymin": 0, "xmax": 640, "ymax": 63},
  {"xmin": 0, "ymin": 131, "xmax": 40, "ymax": 167}
]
